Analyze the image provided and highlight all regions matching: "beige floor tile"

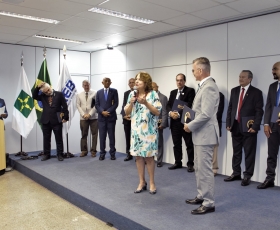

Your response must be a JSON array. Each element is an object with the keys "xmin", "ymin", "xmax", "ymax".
[{"xmin": 0, "ymin": 170, "xmax": 115, "ymax": 230}]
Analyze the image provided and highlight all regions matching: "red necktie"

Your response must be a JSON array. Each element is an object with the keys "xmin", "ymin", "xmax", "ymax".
[{"xmin": 237, "ymin": 88, "xmax": 245, "ymax": 123}]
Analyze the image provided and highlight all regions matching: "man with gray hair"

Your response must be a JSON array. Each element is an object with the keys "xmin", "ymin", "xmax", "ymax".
[
  {"xmin": 76, "ymin": 80, "xmax": 98, "ymax": 157},
  {"xmin": 225, "ymin": 70, "xmax": 263, "ymax": 186},
  {"xmin": 184, "ymin": 57, "xmax": 219, "ymax": 215},
  {"xmin": 32, "ymin": 82, "xmax": 69, "ymax": 161}
]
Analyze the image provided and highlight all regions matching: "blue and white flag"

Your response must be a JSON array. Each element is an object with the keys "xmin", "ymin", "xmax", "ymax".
[{"xmin": 56, "ymin": 59, "xmax": 77, "ymax": 135}]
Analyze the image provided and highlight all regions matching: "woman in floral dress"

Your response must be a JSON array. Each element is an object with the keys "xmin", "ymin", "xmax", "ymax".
[{"xmin": 125, "ymin": 72, "xmax": 162, "ymax": 194}]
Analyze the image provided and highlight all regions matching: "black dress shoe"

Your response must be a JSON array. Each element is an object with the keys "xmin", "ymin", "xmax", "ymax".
[
  {"xmin": 224, "ymin": 174, "xmax": 242, "ymax": 182},
  {"xmin": 187, "ymin": 165, "xmax": 194, "ymax": 172},
  {"xmin": 99, "ymin": 156, "xmax": 105, "ymax": 161},
  {"xmin": 185, "ymin": 197, "xmax": 204, "ymax": 205},
  {"xmin": 134, "ymin": 183, "xmax": 147, "ymax": 193},
  {"xmin": 241, "ymin": 177, "xmax": 251, "ymax": 186},
  {"xmin": 257, "ymin": 180, "xmax": 275, "ymax": 189},
  {"xmin": 168, "ymin": 163, "xmax": 182, "ymax": 170},
  {"xmin": 111, "ymin": 156, "xmax": 116, "ymax": 160},
  {"xmin": 124, "ymin": 155, "xmax": 133, "ymax": 161},
  {"xmin": 191, "ymin": 205, "xmax": 215, "ymax": 215},
  {"xmin": 57, "ymin": 154, "xmax": 64, "ymax": 161},
  {"xmin": 41, "ymin": 154, "xmax": 51, "ymax": 161},
  {"xmin": 157, "ymin": 162, "xmax": 162, "ymax": 167}
]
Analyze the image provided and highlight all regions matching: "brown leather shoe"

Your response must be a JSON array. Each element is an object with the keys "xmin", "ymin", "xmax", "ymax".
[
  {"xmin": 80, "ymin": 152, "xmax": 88, "ymax": 157},
  {"xmin": 91, "ymin": 152, "xmax": 96, "ymax": 157}
]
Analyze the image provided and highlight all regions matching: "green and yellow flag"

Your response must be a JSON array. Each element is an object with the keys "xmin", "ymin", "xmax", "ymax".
[{"xmin": 31, "ymin": 59, "xmax": 51, "ymax": 128}]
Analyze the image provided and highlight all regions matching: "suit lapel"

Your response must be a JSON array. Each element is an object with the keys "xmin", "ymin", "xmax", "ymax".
[{"xmin": 272, "ymin": 82, "xmax": 278, "ymax": 106}]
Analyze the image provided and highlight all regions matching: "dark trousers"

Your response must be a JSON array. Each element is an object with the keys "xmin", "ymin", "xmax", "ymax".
[
  {"xmin": 266, "ymin": 124, "xmax": 280, "ymax": 181},
  {"xmin": 123, "ymin": 121, "xmax": 131, "ymax": 154},
  {"xmin": 98, "ymin": 121, "xmax": 116, "ymax": 156},
  {"xmin": 157, "ymin": 128, "xmax": 164, "ymax": 164},
  {"xmin": 80, "ymin": 119, "xmax": 98, "ymax": 154},
  {"xmin": 170, "ymin": 120, "xmax": 194, "ymax": 166},
  {"xmin": 42, "ymin": 122, "xmax": 63, "ymax": 155},
  {"xmin": 231, "ymin": 120, "xmax": 257, "ymax": 178}
]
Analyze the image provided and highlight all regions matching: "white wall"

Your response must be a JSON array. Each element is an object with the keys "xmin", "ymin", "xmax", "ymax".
[{"xmin": 90, "ymin": 12, "xmax": 280, "ymax": 185}]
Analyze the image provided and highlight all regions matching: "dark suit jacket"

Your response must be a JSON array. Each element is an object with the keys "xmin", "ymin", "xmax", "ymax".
[
  {"xmin": 32, "ymin": 87, "xmax": 69, "ymax": 125},
  {"xmin": 226, "ymin": 85, "xmax": 264, "ymax": 134},
  {"xmin": 158, "ymin": 91, "xmax": 168, "ymax": 128},
  {"xmin": 95, "ymin": 87, "xmax": 119, "ymax": 122},
  {"xmin": 264, "ymin": 81, "xmax": 279, "ymax": 128},
  {"xmin": 217, "ymin": 92, "xmax": 225, "ymax": 137},
  {"xmin": 167, "ymin": 86, "xmax": 195, "ymax": 127},
  {"xmin": 122, "ymin": 90, "xmax": 132, "ymax": 125}
]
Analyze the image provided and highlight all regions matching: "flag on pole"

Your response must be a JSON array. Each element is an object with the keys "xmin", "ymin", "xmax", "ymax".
[
  {"xmin": 12, "ymin": 66, "xmax": 37, "ymax": 138},
  {"xmin": 31, "ymin": 59, "xmax": 51, "ymax": 128},
  {"xmin": 57, "ymin": 59, "xmax": 77, "ymax": 135}
]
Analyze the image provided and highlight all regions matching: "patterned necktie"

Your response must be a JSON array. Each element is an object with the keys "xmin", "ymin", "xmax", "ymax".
[
  {"xmin": 85, "ymin": 92, "xmax": 88, "ymax": 101},
  {"xmin": 104, "ymin": 89, "xmax": 108, "ymax": 101},
  {"xmin": 48, "ymin": 95, "xmax": 53, "ymax": 106},
  {"xmin": 276, "ymin": 83, "xmax": 280, "ymax": 106},
  {"xmin": 179, "ymin": 90, "xmax": 182, "ymax": 100},
  {"xmin": 196, "ymin": 84, "xmax": 201, "ymax": 93},
  {"xmin": 237, "ymin": 88, "xmax": 245, "ymax": 123}
]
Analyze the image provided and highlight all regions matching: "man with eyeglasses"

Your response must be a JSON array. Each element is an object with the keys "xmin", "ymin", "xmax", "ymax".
[
  {"xmin": 167, "ymin": 73, "xmax": 195, "ymax": 171},
  {"xmin": 258, "ymin": 62, "xmax": 280, "ymax": 189}
]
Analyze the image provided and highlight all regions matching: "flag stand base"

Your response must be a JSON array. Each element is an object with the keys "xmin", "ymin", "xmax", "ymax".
[{"xmin": 15, "ymin": 151, "xmax": 28, "ymax": 157}]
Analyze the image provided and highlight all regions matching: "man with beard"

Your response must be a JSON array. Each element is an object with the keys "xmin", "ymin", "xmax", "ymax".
[{"xmin": 258, "ymin": 62, "xmax": 280, "ymax": 189}]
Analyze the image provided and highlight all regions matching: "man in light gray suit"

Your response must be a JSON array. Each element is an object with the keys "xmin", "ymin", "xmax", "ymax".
[
  {"xmin": 152, "ymin": 82, "xmax": 168, "ymax": 167},
  {"xmin": 76, "ymin": 80, "xmax": 98, "ymax": 157},
  {"xmin": 184, "ymin": 57, "xmax": 219, "ymax": 215}
]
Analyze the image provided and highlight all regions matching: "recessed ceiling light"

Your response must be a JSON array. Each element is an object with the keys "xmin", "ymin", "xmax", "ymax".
[
  {"xmin": 33, "ymin": 35, "xmax": 85, "ymax": 44},
  {"xmin": 88, "ymin": 7, "xmax": 155, "ymax": 24},
  {"xmin": 0, "ymin": 11, "xmax": 59, "ymax": 24}
]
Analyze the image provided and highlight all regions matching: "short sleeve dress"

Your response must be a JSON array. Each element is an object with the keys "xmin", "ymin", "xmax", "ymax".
[{"xmin": 125, "ymin": 90, "xmax": 162, "ymax": 157}]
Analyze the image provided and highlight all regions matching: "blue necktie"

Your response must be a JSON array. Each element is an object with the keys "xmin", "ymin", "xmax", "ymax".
[
  {"xmin": 276, "ymin": 83, "xmax": 280, "ymax": 106},
  {"xmin": 104, "ymin": 89, "xmax": 108, "ymax": 101}
]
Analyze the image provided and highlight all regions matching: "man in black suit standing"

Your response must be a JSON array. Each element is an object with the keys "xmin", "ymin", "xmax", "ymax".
[
  {"xmin": 225, "ymin": 70, "xmax": 263, "ymax": 186},
  {"xmin": 95, "ymin": 78, "xmax": 119, "ymax": 161},
  {"xmin": 32, "ymin": 82, "xmax": 69, "ymax": 161},
  {"xmin": 258, "ymin": 62, "xmax": 280, "ymax": 189},
  {"xmin": 167, "ymin": 73, "xmax": 195, "ymax": 171},
  {"xmin": 122, "ymin": 78, "xmax": 135, "ymax": 161}
]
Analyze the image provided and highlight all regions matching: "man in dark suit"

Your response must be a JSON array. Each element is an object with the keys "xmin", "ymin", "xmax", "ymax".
[
  {"xmin": 258, "ymin": 62, "xmax": 280, "ymax": 189},
  {"xmin": 152, "ymin": 82, "xmax": 168, "ymax": 167},
  {"xmin": 212, "ymin": 79, "xmax": 225, "ymax": 176},
  {"xmin": 225, "ymin": 70, "xmax": 264, "ymax": 186},
  {"xmin": 32, "ymin": 82, "xmax": 69, "ymax": 161},
  {"xmin": 167, "ymin": 73, "xmax": 195, "ymax": 171},
  {"xmin": 95, "ymin": 78, "xmax": 119, "ymax": 160},
  {"xmin": 122, "ymin": 78, "xmax": 135, "ymax": 161},
  {"xmin": 0, "ymin": 98, "xmax": 8, "ymax": 120}
]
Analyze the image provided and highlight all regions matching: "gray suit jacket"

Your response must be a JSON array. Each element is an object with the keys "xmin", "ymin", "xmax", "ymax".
[
  {"xmin": 187, "ymin": 78, "xmax": 219, "ymax": 145},
  {"xmin": 158, "ymin": 91, "xmax": 168, "ymax": 128}
]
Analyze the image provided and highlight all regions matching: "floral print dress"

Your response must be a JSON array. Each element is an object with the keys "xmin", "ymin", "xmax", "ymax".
[{"xmin": 125, "ymin": 90, "xmax": 162, "ymax": 157}]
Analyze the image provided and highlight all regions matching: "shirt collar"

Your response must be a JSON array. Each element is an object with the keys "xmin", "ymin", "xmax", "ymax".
[
  {"xmin": 199, "ymin": 76, "xmax": 212, "ymax": 87},
  {"xmin": 241, "ymin": 84, "xmax": 250, "ymax": 91}
]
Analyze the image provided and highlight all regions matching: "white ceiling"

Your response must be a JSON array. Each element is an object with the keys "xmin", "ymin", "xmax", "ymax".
[{"xmin": 0, "ymin": 0, "xmax": 280, "ymax": 52}]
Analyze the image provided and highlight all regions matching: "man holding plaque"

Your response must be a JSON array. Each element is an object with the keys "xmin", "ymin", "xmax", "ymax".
[
  {"xmin": 167, "ymin": 73, "xmax": 195, "ymax": 171},
  {"xmin": 152, "ymin": 82, "xmax": 168, "ymax": 167},
  {"xmin": 32, "ymin": 82, "xmax": 69, "ymax": 161},
  {"xmin": 225, "ymin": 70, "xmax": 263, "ymax": 186},
  {"xmin": 184, "ymin": 57, "xmax": 219, "ymax": 215},
  {"xmin": 258, "ymin": 62, "xmax": 280, "ymax": 189}
]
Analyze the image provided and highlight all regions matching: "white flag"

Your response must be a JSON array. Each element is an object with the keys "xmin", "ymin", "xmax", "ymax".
[
  {"xmin": 12, "ymin": 66, "xmax": 37, "ymax": 138},
  {"xmin": 57, "ymin": 59, "xmax": 77, "ymax": 135}
]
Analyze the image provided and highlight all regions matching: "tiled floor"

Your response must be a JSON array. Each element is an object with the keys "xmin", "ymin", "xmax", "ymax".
[{"xmin": 0, "ymin": 170, "xmax": 115, "ymax": 230}]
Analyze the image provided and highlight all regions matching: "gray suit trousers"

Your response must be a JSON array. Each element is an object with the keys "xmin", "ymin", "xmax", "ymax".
[
  {"xmin": 194, "ymin": 145, "xmax": 215, "ymax": 207},
  {"xmin": 157, "ymin": 129, "xmax": 164, "ymax": 163}
]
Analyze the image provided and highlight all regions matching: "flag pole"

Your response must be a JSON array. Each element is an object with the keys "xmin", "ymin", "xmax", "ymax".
[
  {"xmin": 16, "ymin": 52, "xmax": 28, "ymax": 157},
  {"xmin": 63, "ymin": 46, "xmax": 72, "ymax": 157}
]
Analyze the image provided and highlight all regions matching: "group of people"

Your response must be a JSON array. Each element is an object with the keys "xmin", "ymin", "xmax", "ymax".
[{"xmin": 1, "ymin": 58, "xmax": 280, "ymax": 215}]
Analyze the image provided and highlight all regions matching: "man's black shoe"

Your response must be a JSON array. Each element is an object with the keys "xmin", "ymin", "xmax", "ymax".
[
  {"xmin": 185, "ymin": 197, "xmax": 204, "ymax": 205},
  {"xmin": 168, "ymin": 163, "xmax": 182, "ymax": 170},
  {"xmin": 99, "ymin": 156, "xmax": 105, "ymax": 161},
  {"xmin": 41, "ymin": 154, "xmax": 51, "ymax": 161},
  {"xmin": 257, "ymin": 180, "xmax": 275, "ymax": 189},
  {"xmin": 157, "ymin": 162, "xmax": 162, "ymax": 167},
  {"xmin": 111, "ymin": 156, "xmax": 116, "ymax": 160},
  {"xmin": 224, "ymin": 174, "xmax": 242, "ymax": 182},
  {"xmin": 124, "ymin": 155, "xmax": 133, "ymax": 161},
  {"xmin": 191, "ymin": 205, "xmax": 215, "ymax": 215},
  {"xmin": 57, "ymin": 154, "xmax": 64, "ymax": 161},
  {"xmin": 241, "ymin": 177, "xmax": 251, "ymax": 186},
  {"xmin": 187, "ymin": 165, "xmax": 194, "ymax": 172}
]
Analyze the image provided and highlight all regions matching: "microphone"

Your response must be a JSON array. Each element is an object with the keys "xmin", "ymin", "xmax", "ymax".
[{"xmin": 133, "ymin": 86, "xmax": 138, "ymax": 104}]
